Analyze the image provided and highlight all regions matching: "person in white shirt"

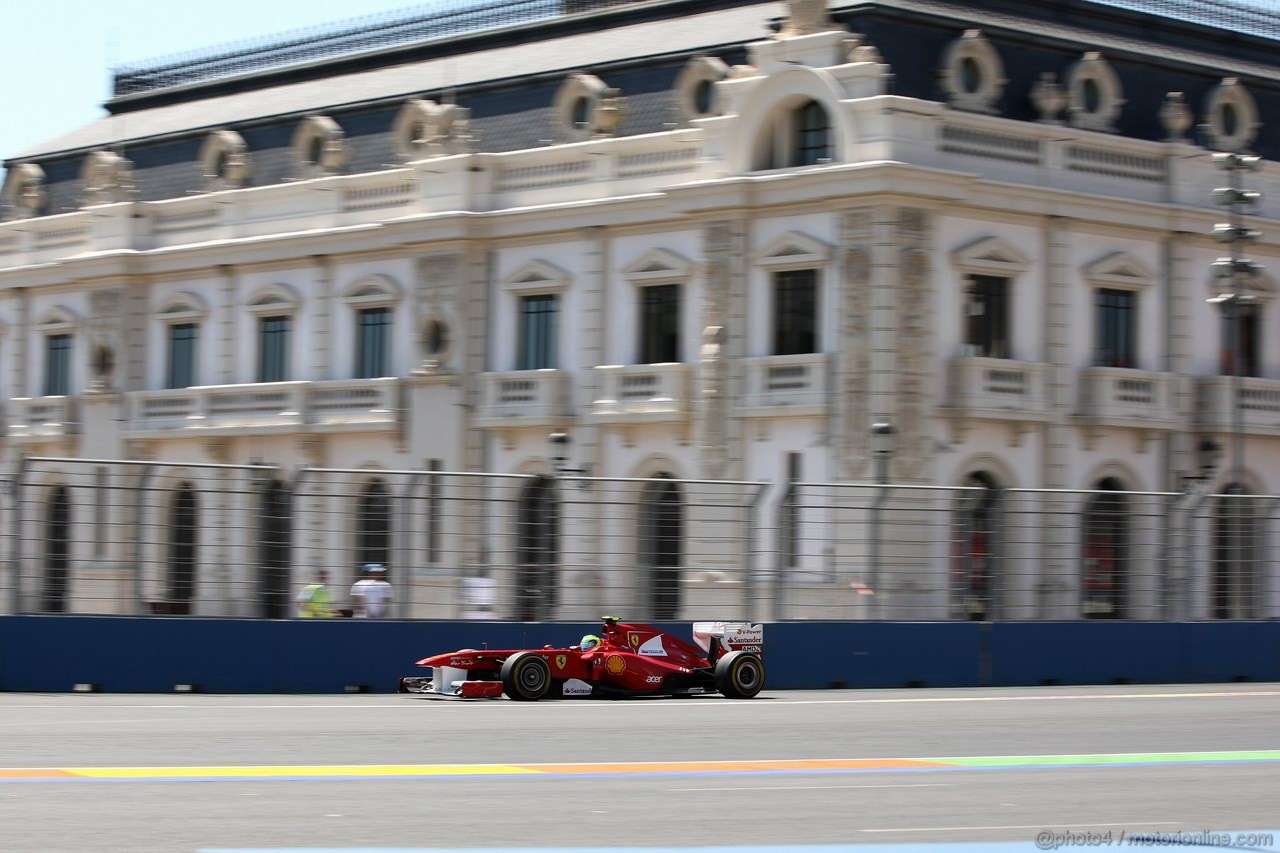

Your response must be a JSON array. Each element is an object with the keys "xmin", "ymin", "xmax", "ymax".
[{"xmin": 351, "ymin": 563, "xmax": 393, "ymax": 618}]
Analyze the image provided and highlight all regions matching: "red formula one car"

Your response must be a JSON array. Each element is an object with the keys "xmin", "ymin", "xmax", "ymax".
[{"xmin": 399, "ymin": 617, "xmax": 765, "ymax": 700}]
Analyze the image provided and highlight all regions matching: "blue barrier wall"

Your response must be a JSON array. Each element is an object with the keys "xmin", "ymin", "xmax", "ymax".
[{"xmin": 1, "ymin": 616, "xmax": 1277, "ymax": 693}]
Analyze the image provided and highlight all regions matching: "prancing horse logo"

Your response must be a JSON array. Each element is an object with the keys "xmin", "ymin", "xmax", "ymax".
[
  {"xmin": 628, "ymin": 632, "xmax": 641, "ymax": 648},
  {"xmin": 555, "ymin": 655, "xmax": 567, "ymax": 670}
]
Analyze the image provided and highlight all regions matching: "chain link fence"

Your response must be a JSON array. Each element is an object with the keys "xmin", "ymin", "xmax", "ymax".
[{"xmin": 3, "ymin": 457, "xmax": 1276, "ymax": 621}]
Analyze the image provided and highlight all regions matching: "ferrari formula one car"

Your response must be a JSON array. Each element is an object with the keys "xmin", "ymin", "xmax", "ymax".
[{"xmin": 398, "ymin": 616, "xmax": 765, "ymax": 700}]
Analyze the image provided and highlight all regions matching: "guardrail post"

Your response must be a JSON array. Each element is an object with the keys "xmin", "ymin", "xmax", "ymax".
[
  {"xmin": 397, "ymin": 472, "xmax": 423, "ymax": 619},
  {"xmin": 8, "ymin": 455, "xmax": 28, "ymax": 615},
  {"xmin": 132, "ymin": 465, "xmax": 155, "ymax": 615}
]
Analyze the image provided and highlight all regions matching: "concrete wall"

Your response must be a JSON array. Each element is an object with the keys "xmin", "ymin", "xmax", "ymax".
[{"xmin": 2, "ymin": 617, "xmax": 1277, "ymax": 693}]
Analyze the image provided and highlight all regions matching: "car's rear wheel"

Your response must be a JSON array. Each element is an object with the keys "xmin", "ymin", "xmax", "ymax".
[
  {"xmin": 501, "ymin": 652, "xmax": 552, "ymax": 701},
  {"xmin": 714, "ymin": 651, "xmax": 765, "ymax": 699}
]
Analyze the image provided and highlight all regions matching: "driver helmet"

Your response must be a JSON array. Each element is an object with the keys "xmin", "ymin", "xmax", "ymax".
[{"xmin": 579, "ymin": 634, "xmax": 601, "ymax": 651}]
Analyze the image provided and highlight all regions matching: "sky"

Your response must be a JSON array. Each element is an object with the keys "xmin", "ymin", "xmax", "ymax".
[{"xmin": 0, "ymin": 0, "xmax": 447, "ymax": 177}]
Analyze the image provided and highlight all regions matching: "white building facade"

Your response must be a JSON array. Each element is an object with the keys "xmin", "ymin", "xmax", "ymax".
[{"xmin": 2, "ymin": 0, "xmax": 1278, "ymax": 620}]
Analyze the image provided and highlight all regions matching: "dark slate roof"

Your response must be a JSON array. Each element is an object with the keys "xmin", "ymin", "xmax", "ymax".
[{"xmin": 6, "ymin": 0, "xmax": 1280, "ymax": 216}]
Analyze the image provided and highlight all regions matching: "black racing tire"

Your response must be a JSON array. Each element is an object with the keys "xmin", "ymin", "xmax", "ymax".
[
  {"xmin": 714, "ymin": 651, "xmax": 765, "ymax": 699},
  {"xmin": 501, "ymin": 652, "xmax": 553, "ymax": 701}
]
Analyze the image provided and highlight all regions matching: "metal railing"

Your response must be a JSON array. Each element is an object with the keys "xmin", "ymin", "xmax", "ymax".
[
  {"xmin": 3, "ymin": 457, "xmax": 1277, "ymax": 621},
  {"xmin": 111, "ymin": 0, "xmax": 644, "ymax": 97},
  {"xmin": 1088, "ymin": 0, "xmax": 1280, "ymax": 41}
]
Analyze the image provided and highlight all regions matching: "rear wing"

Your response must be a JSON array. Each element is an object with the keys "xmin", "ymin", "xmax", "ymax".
[{"xmin": 692, "ymin": 622, "xmax": 764, "ymax": 659}]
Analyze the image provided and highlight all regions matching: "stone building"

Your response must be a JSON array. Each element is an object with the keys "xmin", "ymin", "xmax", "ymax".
[{"xmin": 2, "ymin": 0, "xmax": 1278, "ymax": 620}]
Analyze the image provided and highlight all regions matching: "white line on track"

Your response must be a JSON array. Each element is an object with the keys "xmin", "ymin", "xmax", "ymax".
[
  {"xmin": 4, "ymin": 689, "xmax": 1277, "ymax": 710},
  {"xmin": 860, "ymin": 821, "xmax": 1180, "ymax": 834},
  {"xmin": 667, "ymin": 783, "xmax": 952, "ymax": 792}
]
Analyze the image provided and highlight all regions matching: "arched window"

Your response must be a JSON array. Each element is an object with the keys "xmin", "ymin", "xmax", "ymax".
[
  {"xmin": 516, "ymin": 476, "xmax": 559, "ymax": 622},
  {"xmin": 951, "ymin": 472, "xmax": 1000, "ymax": 620},
  {"xmin": 357, "ymin": 479, "xmax": 393, "ymax": 577},
  {"xmin": 258, "ymin": 480, "xmax": 292, "ymax": 619},
  {"xmin": 1082, "ymin": 478, "xmax": 1127, "ymax": 619},
  {"xmin": 1213, "ymin": 484, "xmax": 1258, "ymax": 619},
  {"xmin": 168, "ymin": 484, "xmax": 199, "ymax": 615},
  {"xmin": 43, "ymin": 486, "xmax": 72, "ymax": 613},
  {"xmin": 796, "ymin": 101, "xmax": 830, "ymax": 166},
  {"xmin": 641, "ymin": 475, "xmax": 683, "ymax": 620}
]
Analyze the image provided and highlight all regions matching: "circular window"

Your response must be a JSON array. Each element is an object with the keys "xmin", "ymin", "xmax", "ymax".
[
  {"xmin": 1082, "ymin": 78, "xmax": 1101, "ymax": 114},
  {"xmin": 959, "ymin": 57, "xmax": 981, "ymax": 94},
  {"xmin": 1220, "ymin": 102, "xmax": 1239, "ymax": 138},
  {"xmin": 940, "ymin": 30, "xmax": 1004, "ymax": 114},
  {"xmin": 693, "ymin": 79, "xmax": 714, "ymax": 115},
  {"xmin": 571, "ymin": 97, "xmax": 591, "ymax": 129}
]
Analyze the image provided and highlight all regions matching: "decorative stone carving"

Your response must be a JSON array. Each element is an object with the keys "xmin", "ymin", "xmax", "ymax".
[
  {"xmin": 698, "ymin": 221, "xmax": 734, "ymax": 478},
  {"xmin": 396, "ymin": 100, "xmax": 473, "ymax": 160},
  {"xmin": 292, "ymin": 115, "xmax": 349, "ymax": 178},
  {"xmin": 1204, "ymin": 78, "xmax": 1259, "ymax": 152},
  {"xmin": 2, "ymin": 163, "xmax": 46, "ymax": 219},
  {"xmin": 779, "ymin": 0, "xmax": 834, "ymax": 37},
  {"xmin": 1031, "ymin": 72, "xmax": 1067, "ymax": 124},
  {"xmin": 939, "ymin": 30, "xmax": 1004, "ymax": 114},
  {"xmin": 416, "ymin": 253, "xmax": 462, "ymax": 373},
  {"xmin": 204, "ymin": 439, "xmax": 232, "ymax": 464},
  {"xmin": 593, "ymin": 89, "xmax": 629, "ymax": 138},
  {"xmin": 838, "ymin": 208, "xmax": 875, "ymax": 478},
  {"xmin": 1066, "ymin": 52, "xmax": 1124, "ymax": 133},
  {"xmin": 675, "ymin": 56, "xmax": 729, "ymax": 123},
  {"xmin": 86, "ymin": 287, "xmax": 124, "ymax": 393},
  {"xmin": 846, "ymin": 36, "xmax": 882, "ymax": 64},
  {"xmin": 1159, "ymin": 92, "xmax": 1192, "ymax": 142},
  {"xmin": 199, "ymin": 130, "xmax": 252, "ymax": 190},
  {"xmin": 81, "ymin": 150, "xmax": 134, "ymax": 206}
]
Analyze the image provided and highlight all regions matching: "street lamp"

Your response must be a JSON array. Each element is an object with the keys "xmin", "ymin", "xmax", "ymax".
[
  {"xmin": 1210, "ymin": 151, "xmax": 1263, "ymax": 492},
  {"xmin": 868, "ymin": 421, "xmax": 896, "ymax": 619},
  {"xmin": 1210, "ymin": 152, "xmax": 1264, "ymax": 619}
]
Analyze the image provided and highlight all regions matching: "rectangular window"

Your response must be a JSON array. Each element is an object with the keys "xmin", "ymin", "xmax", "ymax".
[
  {"xmin": 965, "ymin": 275, "xmax": 1009, "ymax": 359},
  {"xmin": 258, "ymin": 316, "xmax": 291, "ymax": 383},
  {"xmin": 1095, "ymin": 289, "xmax": 1135, "ymax": 368},
  {"xmin": 773, "ymin": 269, "xmax": 818, "ymax": 356},
  {"xmin": 518, "ymin": 294, "xmax": 558, "ymax": 370},
  {"xmin": 44, "ymin": 334, "xmax": 72, "ymax": 397},
  {"xmin": 639, "ymin": 284, "xmax": 680, "ymax": 364},
  {"xmin": 167, "ymin": 323, "xmax": 198, "ymax": 389},
  {"xmin": 1221, "ymin": 301, "xmax": 1261, "ymax": 378},
  {"xmin": 356, "ymin": 307, "xmax": 392, "ymax": 379}
]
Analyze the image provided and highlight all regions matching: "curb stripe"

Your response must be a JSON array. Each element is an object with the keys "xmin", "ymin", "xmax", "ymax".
[{"xmin": 3, "ymin": 750, "xmax": 1279, "ymax": 783}]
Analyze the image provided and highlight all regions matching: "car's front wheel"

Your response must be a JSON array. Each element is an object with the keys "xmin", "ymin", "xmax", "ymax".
[
  {"xmin": 714, "ymin": 651, "xmax": 765, "ymax": 699},
  {"xmin": 500, "ymin": 652, "xmax": 552, "ymax": 701}
]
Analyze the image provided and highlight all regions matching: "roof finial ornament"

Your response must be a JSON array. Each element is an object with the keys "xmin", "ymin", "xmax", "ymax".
[{"xmin": 779, "ymin": 0, "xmax": 833, "ymax": 37}]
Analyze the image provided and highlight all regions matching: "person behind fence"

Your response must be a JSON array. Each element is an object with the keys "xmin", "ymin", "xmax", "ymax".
[
  {"xmin": 295, "ymin": 570, "xmax": 334, "ymax": 618},
  {"xmin": 351, "ymin": 563, "xmax": 393, "ymax": 618}
]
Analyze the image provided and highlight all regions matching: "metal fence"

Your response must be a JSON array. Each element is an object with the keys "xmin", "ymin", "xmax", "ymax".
[
  {"xmin": 3, "ymin": 458, "xmax": 1277, "ymax": 621},
  {"xmin": 111, "ymin": 0, "xmax": 643, "ymax": 97}
]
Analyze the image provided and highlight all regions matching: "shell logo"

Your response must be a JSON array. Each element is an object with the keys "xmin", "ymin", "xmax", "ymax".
[{"xmin": 605, "ymin": 654, "xmax": 626, "ymax": 675}]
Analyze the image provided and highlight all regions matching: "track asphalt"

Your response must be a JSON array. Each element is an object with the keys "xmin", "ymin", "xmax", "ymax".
[{"xmin": 1, "ymin": 685, "xmax": 1277, "ymax": 852}]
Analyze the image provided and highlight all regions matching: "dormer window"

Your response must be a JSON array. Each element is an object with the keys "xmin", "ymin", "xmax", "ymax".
[
  {"xmin": 1066, "ymin": 53, "xmax": 1124, "ymax": 133},
  {"xmin": 674, "ymin": 55, "xmax": 729, "ymax": 123},
  {"xmin": 292, "ymin": 115, "xmax": 348, "ymax": 179},
  {"xmin": 940, "ymin": 30, "xmax": 1004, "ymax": 114},
  {"xmin": 199, "ymin": 130, "xmax": 251, "ymax": 191},
  {"xmin": 1205, "ymin": 78, "xmax": 1259, "ymax": 153}
]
